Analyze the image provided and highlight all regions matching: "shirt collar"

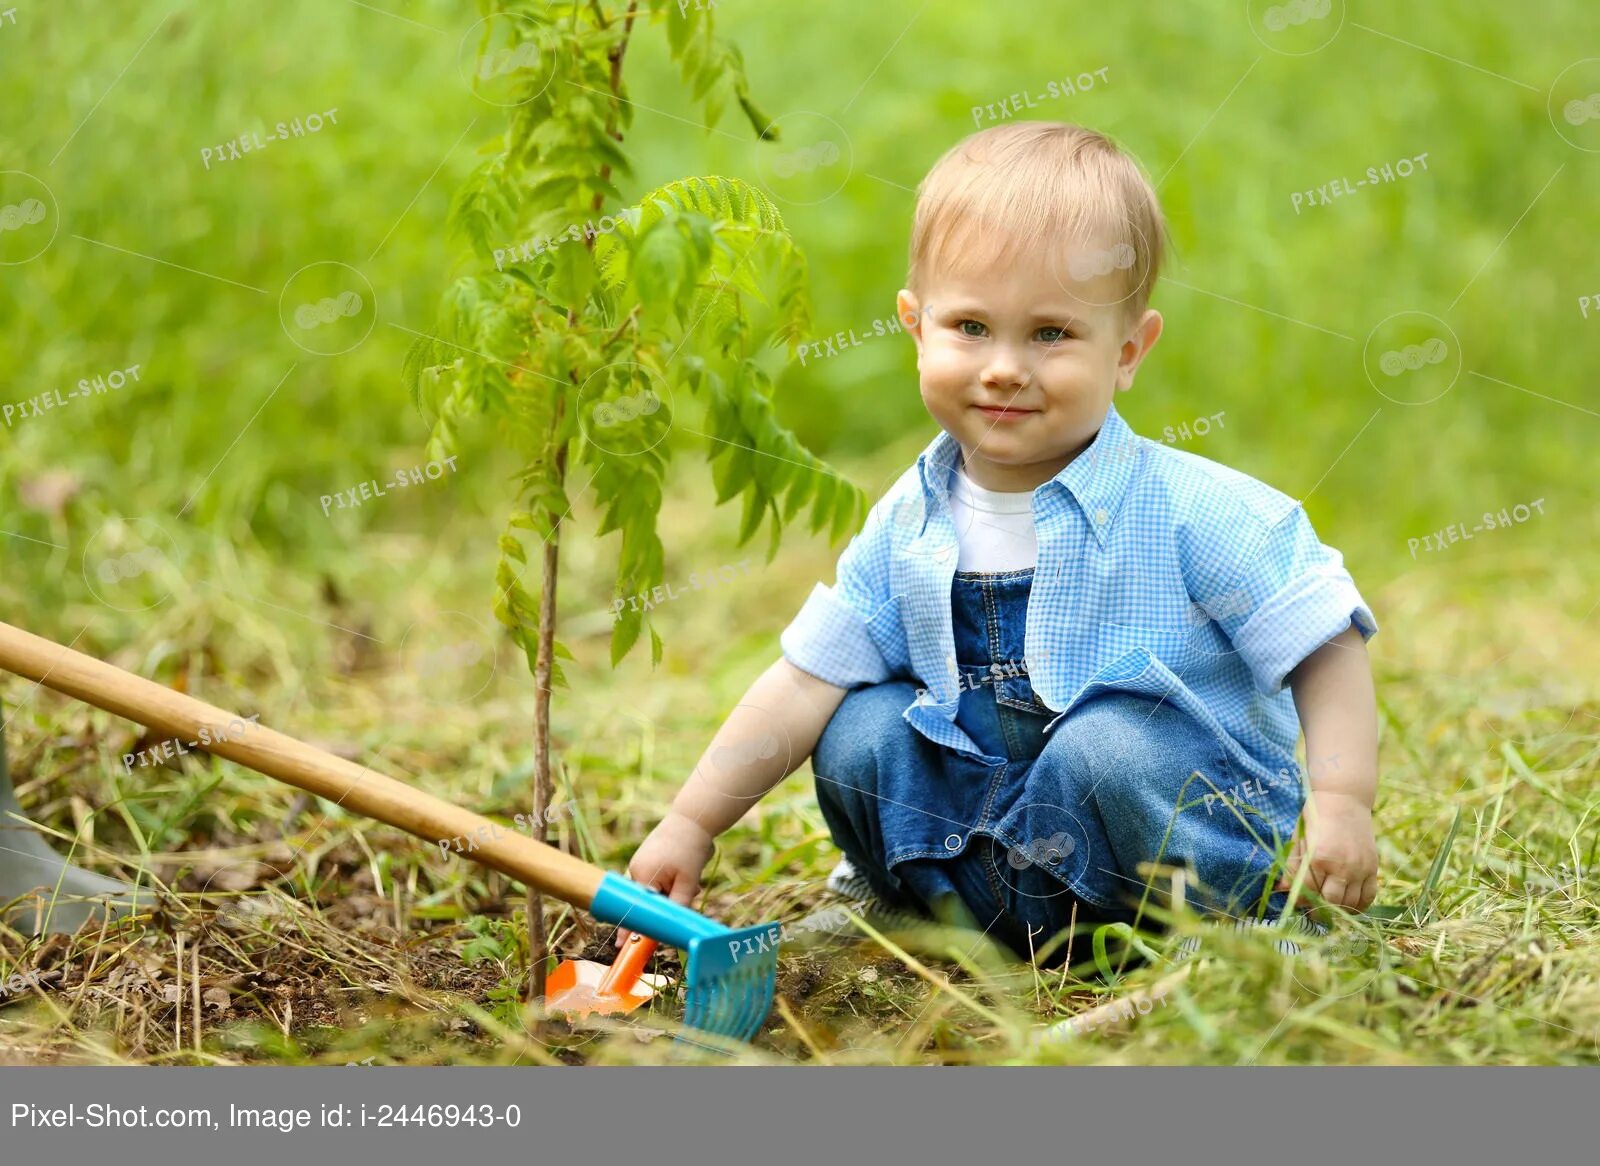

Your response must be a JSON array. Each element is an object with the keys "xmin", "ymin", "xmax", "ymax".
[{"xmin": 914, "ymin": 402, "xmax": 1142, "ymax": 547}]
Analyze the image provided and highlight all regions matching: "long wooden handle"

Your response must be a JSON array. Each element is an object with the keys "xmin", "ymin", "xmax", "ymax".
[{"xmin": 0, "ymin": 619, "xmax": 604, "ymax": 909}]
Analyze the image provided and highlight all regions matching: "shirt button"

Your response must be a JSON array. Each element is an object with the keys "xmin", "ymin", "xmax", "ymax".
[{"xmin": 1094, "ymin": 508, "xmax": 1109, "ymax": 525}]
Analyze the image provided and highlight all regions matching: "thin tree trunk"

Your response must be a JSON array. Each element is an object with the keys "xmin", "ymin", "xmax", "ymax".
[
  {"xmin": 526, "ymin": 437, "xmax": 568, "ymax": 1007},
  {"xmin": 525, "ymin": 0, "xmax": 638, "ymax": 1015}
]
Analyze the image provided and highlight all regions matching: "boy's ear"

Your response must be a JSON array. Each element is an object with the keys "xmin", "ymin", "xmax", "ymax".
[
  {"xmin": 897, "ymin": 290, "xmax": 925, "ymax": 357},
  {"xmin": 1114, "ymin": 309, "xmax": 1163, "ymax": 392}
]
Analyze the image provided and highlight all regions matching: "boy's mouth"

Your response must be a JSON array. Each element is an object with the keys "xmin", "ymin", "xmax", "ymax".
[{"xmin": 973, "ymin": 404, "xmax": 1038, "ymax": 421}]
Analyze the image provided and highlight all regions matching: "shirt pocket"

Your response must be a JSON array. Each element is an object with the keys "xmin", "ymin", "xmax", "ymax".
[
  {"xmin": 863, "ymin": 594, "xmax": 913, "ymax": 678},
  {"xmin": 1170, "ymin": 614, "xmax": 1249, "ymax": 683},
  {"xmin": 1093, "ymin": 620, "xmax": 1201, "ymax": 679}
]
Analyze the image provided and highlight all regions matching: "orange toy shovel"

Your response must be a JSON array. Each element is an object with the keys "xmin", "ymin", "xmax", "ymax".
[{"xmin": 546, "ymin": 933, "xmax": 671, "ymax": 1017}]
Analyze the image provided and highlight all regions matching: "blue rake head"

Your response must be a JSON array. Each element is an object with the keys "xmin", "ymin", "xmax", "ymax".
[{"xmin": 589, "ymin": 872, "xmax": 780, "ymax": 1046}]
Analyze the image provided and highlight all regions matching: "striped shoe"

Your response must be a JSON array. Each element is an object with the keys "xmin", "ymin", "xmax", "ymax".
[
  {"xmin": 1171, "ymin": 912, "xmax": 1330, "ymax": 962},
  {"xmin": 786, "ymin": 858, "xmax": 930, "ymax": 945},
  {"xmin": 824, "ymin": 855, "xmax": 878, "ymax": 900}
]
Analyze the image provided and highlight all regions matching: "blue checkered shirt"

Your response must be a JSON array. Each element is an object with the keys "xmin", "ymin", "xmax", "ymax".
[{"xmin": 781, "ymin": 403, "xmax": 1378, "ymax": 779}]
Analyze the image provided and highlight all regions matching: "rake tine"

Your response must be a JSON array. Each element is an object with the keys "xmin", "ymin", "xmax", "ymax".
[{"xmin": 588, "ymin": 874, "xmax": 782, "ymax": 1046}]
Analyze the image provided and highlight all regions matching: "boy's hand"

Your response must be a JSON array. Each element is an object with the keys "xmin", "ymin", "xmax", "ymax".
[
  {"xmin": 1274, "ymin": 791, "xmax": 1379, "ymax": 912},
  {"xmin": 614, "ymin": 811, "xmax": 714, "ymax": 948}
]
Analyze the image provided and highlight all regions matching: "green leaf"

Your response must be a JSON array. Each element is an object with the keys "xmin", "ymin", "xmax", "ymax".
[
  {"xmin": 1362, "ymin": 904, "xmax": 1409, "ymax": 922},
  {"xmin": 665, "ymin": 3, "xmax": 694, "ymax": 57},
  {"xmin": 702, "ymin": 84, "xmax": 727, "ymax": 131},
  {"xmin": 736, "ymin": 485, "xmax": 764, "ymax": 546},
  {"xmin": 1412, "ymin": 805, "xmax": 1464, "ymax": 925},
  {"xmin": 515, "ymin": 634, "xmax": 538, "ymax": 681},
  {"xmin": 764, "ymin": 499, "xmax": 784, "ymax": 563},
  {"xmin": 780, "ymin": 465, "xmax": 816, "ymax": 522},
  {"xmin": 808, "ymin": 472, "xmax": 838, "ymax": 535},
  {"xmin": 1089, "ymin": 922, "xmax": 1163, "ymax": 981},
  {"xmin": 711, "ymin": 441, "xmax": 754, "ymax": 504},
  {"xmin": 829, "ymin": 478, "xmax": 863, "ymax": 542},
  {"xmin": 547, "ymin": 242, "xmax": 597, "ymax": 315},
  {"xmin": 633, "ymin": 218, "xmax": 697, "ymax": 326},
  {"xmin": 498, "ymin": 532, "xmax": 527, "ymax": 564},
  {"xmin": 610, "ymin": 603, "xmax": 643, "ymax": 668},
  {"xmin": 736, "ymin": 88, "xmax": 775, "ymax": 139}
]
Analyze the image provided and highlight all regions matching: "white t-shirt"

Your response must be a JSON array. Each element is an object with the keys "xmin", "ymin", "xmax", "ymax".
[{"xmin": 948, "ymin": 464, "xmax": 1038, "ymax": 572}]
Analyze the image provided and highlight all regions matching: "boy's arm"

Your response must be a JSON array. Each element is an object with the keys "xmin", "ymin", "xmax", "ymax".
[
  {"xmin": 626, "ymin": 495, "xmax": 894, "ymax": 916},
  {"xmin": 668, "ymin": 655, "xmax": 849, "ymax": 839},
  {"xmin": 1281, "ymin": 624, "xmax": 1380, "ymax": 911},
  {"xmin": 1287, "ymin": 624, "xmax": 1378, "ymax": 810},
  {"xmin": 663, "ymin": 486, "xmax": 895, "ymax": 836},
  {"xmin": 622, "ymin": 657, "xmax": 847, "ymax": 919},
  {"xmin": 1189, "ymin": 500, "xmax": 1380, "ymax": 911}
]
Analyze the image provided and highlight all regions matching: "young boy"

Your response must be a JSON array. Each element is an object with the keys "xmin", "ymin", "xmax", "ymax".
[{"xmin": 624, "ymin": 122, "xmax": 1379, "ymax": 960}]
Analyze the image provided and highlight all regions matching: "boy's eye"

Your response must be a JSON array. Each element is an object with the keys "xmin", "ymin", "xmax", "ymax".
[
  {"xmin": 1037, "ymin": 326, "xmax": 1070, "ymax": 343},
  {"xmin": 956, "ymin": 319, "xmax": 987, "ymax": 338}
]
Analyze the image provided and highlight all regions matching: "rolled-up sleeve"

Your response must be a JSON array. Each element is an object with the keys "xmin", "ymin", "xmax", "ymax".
[
  {"xmin": 1218, "ymin": 506, "xmax": 1377, "ymax": 696},
  {"xmin": 779, "ymin": 504, "xmax": 895, "ymax": 690}
]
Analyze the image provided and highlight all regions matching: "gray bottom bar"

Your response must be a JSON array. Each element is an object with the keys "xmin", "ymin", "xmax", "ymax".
[{"xmin": 1, "ymin": 1067, "xmax": 1592, "ymax": 1164}]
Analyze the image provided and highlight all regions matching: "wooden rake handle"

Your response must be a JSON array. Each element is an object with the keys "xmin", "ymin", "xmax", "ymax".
[{"xmin": 0, "ymin": 619, "xmax": 604, "ymax": 909}]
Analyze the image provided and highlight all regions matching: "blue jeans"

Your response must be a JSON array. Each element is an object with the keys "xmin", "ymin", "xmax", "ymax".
[{"xmin": 813, "ymin": 571, "xmax": 1299, "ymax": 962}]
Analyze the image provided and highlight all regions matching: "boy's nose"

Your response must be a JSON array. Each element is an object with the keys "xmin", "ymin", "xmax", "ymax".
[{"xmin": 981, "ymin": 354, "xmax": 1030, "ymax": 389}]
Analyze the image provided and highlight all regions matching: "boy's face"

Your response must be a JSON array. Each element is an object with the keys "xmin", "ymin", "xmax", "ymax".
[{"xmin": 897, "ymin": 241, "xmax": 1162, "ymax": 493}]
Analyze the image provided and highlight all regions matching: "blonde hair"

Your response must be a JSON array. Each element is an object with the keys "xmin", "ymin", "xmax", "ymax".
[{"xmin": 907, "ymin": 122, "xmax": 1168, "ymax": 327}]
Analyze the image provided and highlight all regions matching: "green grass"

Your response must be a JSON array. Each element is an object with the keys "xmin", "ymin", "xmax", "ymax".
[{"xmin": 2, "ymin": 456, "xmax": 1596, "ymax": 1065}]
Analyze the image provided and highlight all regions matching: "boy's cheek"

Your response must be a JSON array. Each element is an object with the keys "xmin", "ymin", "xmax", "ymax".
[{"xmin": 917, "ymin": 349, "xmax": 977, "ymax": 391}]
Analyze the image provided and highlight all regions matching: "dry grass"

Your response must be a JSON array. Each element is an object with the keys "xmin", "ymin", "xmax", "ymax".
[{"xmin": 3, "ymin": 472, "xmax": 1597, "ymax": 1066}]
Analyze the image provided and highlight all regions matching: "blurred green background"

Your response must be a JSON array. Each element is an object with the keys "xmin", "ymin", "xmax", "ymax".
[{"xmin": 2, "ymin": 0, "xmax": 1595, "ymax": 683}]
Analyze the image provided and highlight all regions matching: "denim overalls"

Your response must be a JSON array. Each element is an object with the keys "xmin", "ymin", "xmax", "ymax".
[{"xmin": 813, "ymin": 569, "xmax": 1298, "ymax": 961}]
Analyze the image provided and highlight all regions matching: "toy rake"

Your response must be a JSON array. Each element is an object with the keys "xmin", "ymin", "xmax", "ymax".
[{"xmin": 0, "ymin": 618, "xmax": 780, "ymax": 1046}]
